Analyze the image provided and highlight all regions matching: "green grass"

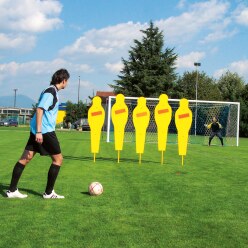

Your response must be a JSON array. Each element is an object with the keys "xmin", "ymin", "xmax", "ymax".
[{"xmin": 0, "ymin": 127, "xmax": 248, "ymax": 248}]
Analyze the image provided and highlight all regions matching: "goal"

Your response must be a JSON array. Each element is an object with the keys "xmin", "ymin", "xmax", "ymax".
[{"xmin": 106, "ymin": 96, "xmax": 240, "ymax": 146}]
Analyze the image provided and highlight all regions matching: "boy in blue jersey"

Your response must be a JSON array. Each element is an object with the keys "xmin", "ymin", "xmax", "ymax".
[{"xmin": 6, "ymin": 69, "xmax": 70, "ymax": 199}]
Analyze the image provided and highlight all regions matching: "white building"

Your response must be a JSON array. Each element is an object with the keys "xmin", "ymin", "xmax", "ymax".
[{"xmin": 0, "ymin": 107, "xmax": 33, "ymax": 125}]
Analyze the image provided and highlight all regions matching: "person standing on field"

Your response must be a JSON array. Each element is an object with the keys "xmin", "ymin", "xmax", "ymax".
[
  {"xmin": 205, "ymin": 117, "xmax": 224, "ymax": 146},
  {"xmin": 6, "ymin": 69, "xmax": 70, "ymax": 199}
]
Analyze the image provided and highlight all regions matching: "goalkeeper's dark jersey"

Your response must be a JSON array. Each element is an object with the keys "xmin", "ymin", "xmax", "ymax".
[{"xmin": 207, "ymin": 122, "xmax": 222, "ymax": 132}]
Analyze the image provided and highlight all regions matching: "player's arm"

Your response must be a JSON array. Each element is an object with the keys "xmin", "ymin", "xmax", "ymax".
[
  {"xmin": 36, "ymin": 108, "xmax": 43, "ymax": 132},
  {"xmin": 35, "ymin": 107, "xmax": 44, "ymax": 143},
  {"xmin": 204, "ymin": 123, "xmax": 211, "ymax": 129},
  {"xmin": 217, "ymin": 122, "xmax": 222, "ymax": 128}
]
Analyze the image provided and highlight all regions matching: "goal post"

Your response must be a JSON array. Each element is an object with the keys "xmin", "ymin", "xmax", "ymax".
[{"xmin": 106, "ymin": 96, "xmax": 240, "ymax": 146}]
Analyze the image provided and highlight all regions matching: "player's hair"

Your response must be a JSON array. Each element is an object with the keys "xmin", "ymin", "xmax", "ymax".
[{"xmin": 50, "ymin": 69, "xmax": 70, "ymax": 85}]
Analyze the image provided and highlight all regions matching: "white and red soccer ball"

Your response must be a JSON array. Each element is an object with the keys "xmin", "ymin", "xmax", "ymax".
[{"xmin": 88, "ymin": 182, "xmax": 103, "ymax": 196}]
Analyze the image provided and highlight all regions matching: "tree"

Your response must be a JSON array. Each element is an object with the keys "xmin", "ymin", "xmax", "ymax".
[
  {"xmin": 64, "ymin": 101, "xmax": 88, "ymax": 126},
  {"xmin": 110, "ymin": 21, "xmax": 177, "ymax": 97},
  {"xmin": 239, "ymin": 84, "xmax": 248, "ymax": 137},
  {"xmin": 217, "ymin": 71, "xmax": 245, "ymax": 102},
  {"xmin": 217, "ymin": 71, "xmax": 247, "ymax": 137},
  {"xmin": 172, "ymin": 71, "xmax": 222, "ymax": 101}
]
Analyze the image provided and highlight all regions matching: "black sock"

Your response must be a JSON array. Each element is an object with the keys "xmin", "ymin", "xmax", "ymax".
[
  {"xmin": 45, "ymin": 164, "xmax": 61, "ymax": 195},
  {"xmin": 9, "ymin": 162, "xmax": 25, "ymax": 192},
  {"xmin": 220, "ymin": 138, "xmax": 224, "ymax": 146}
]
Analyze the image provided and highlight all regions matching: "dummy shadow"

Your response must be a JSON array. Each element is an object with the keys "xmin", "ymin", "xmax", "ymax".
[{"xmin": 63, "ymin": 155, "xmax": 160, "ymax": 164}]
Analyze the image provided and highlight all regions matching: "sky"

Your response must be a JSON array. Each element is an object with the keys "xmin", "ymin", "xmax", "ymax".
[{"xmin": 0, "ymin": 0, "xmax": 248, "ymax": 106}]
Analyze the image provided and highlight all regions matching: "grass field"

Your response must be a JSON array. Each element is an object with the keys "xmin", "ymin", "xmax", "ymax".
[{"xmin": 0, "ymin": 127, "xmax": 248, "ymax": 248}]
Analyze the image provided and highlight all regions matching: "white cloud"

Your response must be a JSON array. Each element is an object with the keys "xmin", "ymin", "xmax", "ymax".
[
  {"xmin": 214, "ymin": 60, "xmax": 248, "ymax": 80},
  {"xmin": 59, "ymin": 22, "xmax": 145, "ymax": 56},
  {"xmin": 0, "ymin": 0, "xmax": 63, "ymax": 33},
  {"xmin": 200, "ymin": 29, "xmax": 237, "ymax": 43},
  {"xmin": 155, "ymin": 0, "xmax": 230, "ymax": 43},
  {"xmin": 199, "ymin": 17, "xmax": 237, "ymax": 43},
  {"xmin": 0, "ymin": 0, "xmax": 63, "ymax": 51},
  {"xmin": 105, "ymin": 61, "xmax": 123, "ymax": 73},
  {"xmin": 234, "ymin": 7, "xmax": 248, "ymax": 26},
  {"xmin": 176, "ymin": 52, "xmax": 205, "ymax": 69},
  {"xmin": 177, "ymin": 0, "xmax": 187, "ymax": 9},
  {"xmin": 210, "ymin": 46, "xmax": 219, "ymax": 54},
  {"xmin": 0, "ymin": 33, "xmax": 36, "ymax": 50},
  {"xmin": 0, "ymin": 59, "xmax": 93, "ymax": 78}
]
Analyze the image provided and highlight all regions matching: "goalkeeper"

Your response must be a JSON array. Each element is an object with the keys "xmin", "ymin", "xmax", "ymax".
[{"xmin": 205, "ymin": 117, "xmax": 224, "ymax": 146}]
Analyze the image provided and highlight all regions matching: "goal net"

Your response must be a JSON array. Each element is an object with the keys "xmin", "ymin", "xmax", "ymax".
[{"xmin": 106, "ymin": 96, "xmax": 240, "ymax": 146}]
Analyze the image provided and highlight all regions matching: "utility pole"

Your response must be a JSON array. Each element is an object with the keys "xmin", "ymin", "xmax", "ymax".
[
  {"xmin": 78, "ymin": 76, "xmax": 80, "ymax": 105},
  {"xmin": 194, "ymin": 62, "xmax": 201, "ymax": 136},
  {"xmin": 13, "ymin": 89, "xmax": 18, "ymax": 108}
]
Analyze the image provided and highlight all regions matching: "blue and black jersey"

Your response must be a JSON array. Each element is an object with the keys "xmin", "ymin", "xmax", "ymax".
[{"xmin": 30, "ymin": 85, "xmax": 59, "ymax": 134}]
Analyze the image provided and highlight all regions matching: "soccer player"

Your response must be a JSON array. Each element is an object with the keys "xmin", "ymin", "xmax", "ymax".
[
  {"xmin": 205, "ymin": 117, "xmax": 224, "ymax": 146},
  {"xmin": 6, "ymin": 69, "xmax": 70, "ymax": 199}
]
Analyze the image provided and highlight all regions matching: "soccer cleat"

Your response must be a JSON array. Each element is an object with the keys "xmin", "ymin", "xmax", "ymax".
[
  {"xmin": 43, "ymin": 190, "xmax": 64, "ymax": 199},
  {"xmin": 6, "ymin": 189, "xmax": 28, "ymax": 198}
]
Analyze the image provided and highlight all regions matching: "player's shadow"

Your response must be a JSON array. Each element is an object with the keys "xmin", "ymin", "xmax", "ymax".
[
  {"xmin": 63, "ymin": 155, "xmax": 160, "ymax": 164},
  {"xmin": 0, "ymin": 183, "xmax": 43, "ymax": 197},
  {"xmin": 175, "ymin": 171, "xmax": 188, "ymax": 175}
]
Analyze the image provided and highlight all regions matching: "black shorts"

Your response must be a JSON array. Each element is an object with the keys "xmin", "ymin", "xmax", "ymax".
[{"xmin": 25, "ymin": 131, "xmax": 61, "ymax": 156}]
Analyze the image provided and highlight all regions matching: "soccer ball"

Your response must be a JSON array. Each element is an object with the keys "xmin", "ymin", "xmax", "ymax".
[{"xmin": 88, "ymin": 182, "xmax": 103, "ymax": 196}]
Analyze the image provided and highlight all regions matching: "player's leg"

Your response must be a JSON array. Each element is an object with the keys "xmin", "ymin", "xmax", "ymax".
[
  {"xmin": 209, "ymin": 132, "xmax": 215, "ymax": 146},
  {"xmin": 42, "ymin": 132, "xmax": 64, "ymax": 199},
  {"xmin": 7, "ymin": 150, "xmax": 36, "ymax": 198},
  {"xmin": 7, "ymin": 132, "xmax": 38, "ymax": 198},
  {"xmin": 216, "ymin": 132, "xmax": 224, "ymax": 146},
  {"xmin": 45, "ymin": 154, "xmax": 63, "ymax": 193}
]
